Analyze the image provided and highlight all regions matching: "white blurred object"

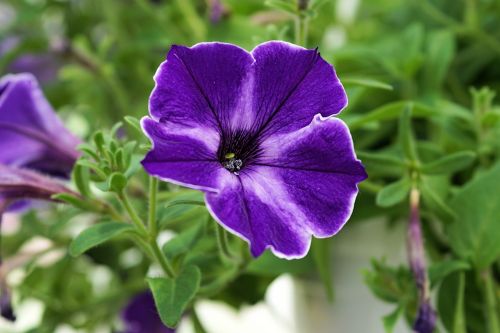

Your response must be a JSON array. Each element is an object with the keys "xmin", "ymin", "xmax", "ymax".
[
  {"xmin": 187, "ymin": 218, "xmax": 407, "ymax": 333},
  {"xmin": 195, "ymin": 276, "xmax": 296, "ymax": 333},
  {"xmin": 336, "ymin": 0, "xmax": 360, "ymax": 25}
]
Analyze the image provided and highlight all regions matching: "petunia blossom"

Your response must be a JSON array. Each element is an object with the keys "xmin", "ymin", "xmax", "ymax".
[
  {"xmin": 0, "ymin": 73, "xmax": 80, "ymax": 179},
  {"xmin": 121, "ymin": 291, "xmax": 175, "ymax": 333},
  {"xmin": 141, "ymin": 41, "xmax": 367, "ymax": 259}
]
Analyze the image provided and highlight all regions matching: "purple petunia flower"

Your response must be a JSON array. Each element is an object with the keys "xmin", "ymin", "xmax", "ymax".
[
  {"xmin": 141, "ymin": 41, "xmax": 367, "ymax": 259},
  {"xmin": 121, "ymin": 291, "xmax": 174, "ymax": 333},
  {"xmin": 0, "ymin": 73, "xmax": 80, "ymax": 179}
]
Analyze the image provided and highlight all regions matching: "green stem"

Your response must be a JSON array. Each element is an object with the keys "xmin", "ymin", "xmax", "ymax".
[
  {"xmin": 118, "ymin": 192, "xmax": 149, "ymax": 237},
  {"xmin": 148, "ymin": 177, "xmax": 159, "ymax": 236},
  {"xmin": 294, "ymin": 16, "xmax": 302, "ymax": 45},
  {"xmin": 215, "ymin": 224, "xmax": 236, "ymax": 262},
  {"xmin": 482, "ymin": 269, "xmax": 500, "ymax": 333},
  {"xmin": 150, "ymin": 239, "xmax": 176, "ymax": 278}
]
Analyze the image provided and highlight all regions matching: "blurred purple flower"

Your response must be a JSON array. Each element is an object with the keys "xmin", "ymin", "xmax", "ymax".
[
  {"xmin": 0, "ymin": 73, "xmax": 80, "ymax": 179},
  {"xmin": 0, "ymin": 37, "xmax": 62, "ymax": 85},
  {"xmin": 208, "ymin": 0, "xmax": 226, "ymax": 24},
  {"xmin": 141, "ymin": 41, "xmax": 366, "ymax": 259},
  {"xmin": 122, "ymin": 291, "xmax": 174, "ymax": 333},
  {"xmin": 0, "ymin": 73, "xmax": 79, "ymax": 320}
]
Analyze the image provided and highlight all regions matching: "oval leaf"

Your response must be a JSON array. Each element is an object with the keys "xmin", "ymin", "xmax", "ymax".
[
  {"xmin": 376, "ymin": 178, "xmax": 411, "ymax": 207},
  {"xmin": 148, "ymin": 265, "xmax": 201, "ymax": 328},
  {"xmin": 448, "ymin": 163, "xmax": 500, "ymax": 268},
  {"xmin": 421, "ymin": 151, "xmax": 476, "ymax": 174},
  {"xmin": 69, "ymin": 222, "xmax": 134, "ymax": 257}
]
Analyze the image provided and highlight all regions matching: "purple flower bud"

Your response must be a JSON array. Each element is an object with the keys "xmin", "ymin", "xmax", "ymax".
[
  {"xmin": 407, "ymin": 189, "xmax": 436, "ymax": 333},
  {"xmin": 121, "ymin": 291, "xmax": 175, "ymax": 333}
]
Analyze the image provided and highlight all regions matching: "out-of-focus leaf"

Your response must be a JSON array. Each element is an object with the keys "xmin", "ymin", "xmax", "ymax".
[
  {"xmin": 343, "ymin": 77, "xmax": 393, "ymax": 91},
  {"xmin": 437, "ymin": 272, "xmax": 467, "ymax": 333},
  {"xmin": 69, "ymin": 222, "xmax": 134, "ymax": 257},
  {"xmin": 420, "ymin": 151, "xmax": 476, "ymax": 174},
  {"xmin": 348, "ymin": 101, "xmax": 435, "ymax": 130},
  {"xmin": 422, "ymin": 30, "xmax": 455, "ymax": 93},
  {"xmin": 399, "ymin": 103, "xmax": 418, "ymax": 161},
  {"xmin": 420, "ymin": 178, "xmax": 456, "ymax": 222},
  {"xmin": 428, "ymin": 259, "xmax": 470, "ymax": 287},
  {"xmin": 448, "ymin": 163, "xmax": 500, "ymax": 268},
  {"xmin": 376, "ymin": 178, "xmax": 411, "ymax": 207},
  {"xmin": 383, "ymin": 305, "xmax": 404, "ymax": 333}
]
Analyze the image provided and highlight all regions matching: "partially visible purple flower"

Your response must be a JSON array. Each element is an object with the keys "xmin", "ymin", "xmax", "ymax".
[
  {"xmin": 122, "ymin": 291, "xmax": 174, "ymax": 333},
  {"xmin": 0, "ymin": 73, "xmax": 80, "ymax": 178},
  {"xmin": 0, "ymin": 164, "xmax": 75, "ymax": 212},
  {"xmin": 208, "ymin": 0, "xmax": 226, "ymax": 24},
  {"xmin": 141, "ymin": 41, "xmax": 366, "ymax": 259},
  {"xmin": 0, "ymin": 37, "xmax": 62, "ymax": 85},
  {"xmin": 0, "ymin": 282, "xmax": 15, "ymax": 321},
  {"xmin": 408, "ymin": 189, "xmax": 436, "ymax": 333}
]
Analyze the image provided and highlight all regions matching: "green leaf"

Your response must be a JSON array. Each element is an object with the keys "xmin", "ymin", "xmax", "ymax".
[
  {"xmin": 421, "ymin": 151, "xmax": 476, "ymax": 174},
  {"xmin": 52, "ymin": 193, "xmax": 96, "ymax": 211},
  {"xmin": 422, "ymin": 30, "xmax": 455, "ymax": 93},
  {"xmin": 356, "ymin": 151, "xmax": 405, "ymax": 176},
  {"xmin": 399, "ymin": 103, "xmax": 418, "ymax": 161},
  {"xmin": 311, "ymin": 239, "xmax": 334, "ymax": 302},
  {"xmin": 347, "ymin": 101, "xmax": 435, "ymax": 130},
  {"xmin": 438, "ymin": 272, "xmax": 467, "ymax": 333},
  {"xmin": 428, "ymin": 259, "xmax": 470, "ymax": 287},
  {"xmin": 343, "ymin": 77, "xmax": 393, "ymax": 91},
  {"xmin": 148, "ymin": 266, "xmax": 201, "ymax": 328},
  {"xmin": 382, "ymin": 306, "xmax": 404, "ymax": 333},
  {"xmin": 163, "ymin": 222, "xmax": 206, "ymax": 259},
  {"xmin": 108, "ymin": 172, "xmax": 128, "ymax": 192},
  {"xmin": 376, "ymin": 178, "xmax": 411, "ymax": 207},
  {"xmin": 124, "ymin": 116, "xmax": 143, "ymax": 134},
  {"xmin": 69, "ymin": 222, "xmax": 134, "ymax": 257},
  {"xmin": 72, "ymin": 163, "xmax": 92, "ymax": 197},
  {"xmin": 448, "ymin": 163, "xmax": 500, "ymax": 268},
  {"xmin": 420, "ymin": 179, "xmax": 456, "ymax": 222}
]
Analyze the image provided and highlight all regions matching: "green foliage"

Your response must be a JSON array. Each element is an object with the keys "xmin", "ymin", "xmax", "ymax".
[
  {"xmin": 69, "ymin": 222, "xmax": 135, "ymax": 257},
  {"xmin": 148, "ymin": 266, "xmax": 202, "ymax": 327},
  {"xmin": 448, "ymin": 163, "xmax": 500, "ymax": 268}
]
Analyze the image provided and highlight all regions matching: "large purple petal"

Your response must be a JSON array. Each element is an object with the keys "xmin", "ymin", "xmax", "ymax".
[
  {"xmin": 0, "ymin": 74, "xmax": 80, "ymax": 176},
  {"xmin": 205, "ymin": 116, "xmax": 366, "ymax": 258},
  {"xmin": 249, "ymin": 41, "xmax": 347, "ymax": 136},
  {"xmin": 141, "ymin": 117, "xmax": 224, "ymax": 192},
  {"xmin": 205, "ymin": 172, "xmax": 311, "ymax": 258},
  {"xmin": 149, "ymin": 43, "xmax": 254, "ymax": 131}
]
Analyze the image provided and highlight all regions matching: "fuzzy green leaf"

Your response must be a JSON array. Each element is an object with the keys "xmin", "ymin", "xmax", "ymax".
[
  {"xmin": 376, "ymin": 178, "xmax": 411, "ymax": 207},
  {"xmin": 148, "ymin": 266, "xmax": 201, "ymax": 328},
  {"xmin": 448, "ymin": 163, "xmax": 500, "ymax": 268},
  {"xmin": 421, "ymin": 151, "xmax": 476, "ymax": 174},
  {"xmin": 69, "ymin": 222, "xmax": 134, "ymax": 257}
]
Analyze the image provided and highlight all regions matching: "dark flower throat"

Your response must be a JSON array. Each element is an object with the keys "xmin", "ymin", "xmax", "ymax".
[{"xmin": 217, "ymin": 129, "xmax": 261, "ymax": 174}]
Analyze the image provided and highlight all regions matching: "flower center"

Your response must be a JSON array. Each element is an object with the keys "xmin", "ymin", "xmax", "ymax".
[{"xmin": 217, "ymin": 129, "xmax": 260, "ymax": 174}]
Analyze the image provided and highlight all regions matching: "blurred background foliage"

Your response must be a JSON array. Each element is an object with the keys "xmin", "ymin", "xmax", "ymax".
[{"xmin": 1, "ymin": 0, "xmax": 500, "ymax": 332}]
